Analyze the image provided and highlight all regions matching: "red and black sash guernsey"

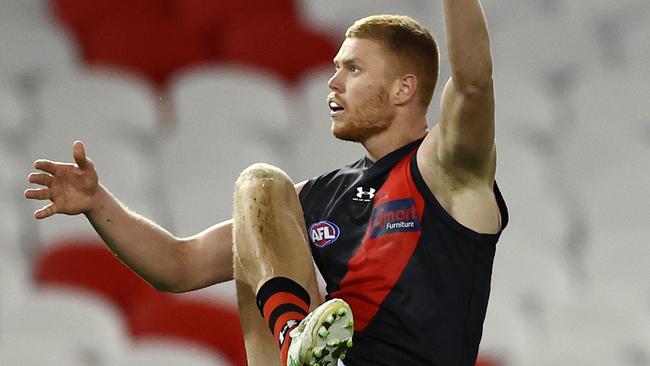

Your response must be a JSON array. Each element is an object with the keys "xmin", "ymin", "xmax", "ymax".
[{"xmin": 299, "ymin": 138, "xmax": 509, "ymax": 366}]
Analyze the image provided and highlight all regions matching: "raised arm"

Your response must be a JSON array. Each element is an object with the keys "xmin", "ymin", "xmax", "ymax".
[
  {"xmin": 25, "ymin": 141, "xmax": 234, "ymax": 293},
  {"xmin": 25, "ymin": 141, "xmax": 310, "ymax": 293},
  {"xmin": 425, "ymin": 0, "xmax": 495, "ymax": 178},
  {"xmin": 85, "ymin": 186, "xmax": 235, "ymax": 293}
]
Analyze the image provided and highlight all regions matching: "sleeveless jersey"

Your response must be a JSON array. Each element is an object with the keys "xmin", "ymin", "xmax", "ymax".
[{"xmin": 299, "ymin": 139, "xmax": 509, "ymax": 366}]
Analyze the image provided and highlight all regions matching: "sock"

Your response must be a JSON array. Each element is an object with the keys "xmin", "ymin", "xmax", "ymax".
[{"xmin": 256, "ymin": 277, "xmax": 311, "ymax": 364}]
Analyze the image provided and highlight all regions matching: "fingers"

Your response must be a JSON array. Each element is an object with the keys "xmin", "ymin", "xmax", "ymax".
[
  {"xmin": 34, "ymin": 159, "xmax": 58, "ymax": 175},
  {"xmin": 34, "ymin": 203, "xmax": 57, "ymax": 220},
  {"xmin": 24, "ymin": 188, "xmax": 51, "ymax": 201},
  {"xmin": 72, "ymin": 140, "xmax": 88, "ymax": 169},
  {"xmin": 28, "ymin": 172, "xmax": 53, "ymax": 187},
  {"xmin": 25, "ymin": 189, "xmax": 58, "ymax": 219}
]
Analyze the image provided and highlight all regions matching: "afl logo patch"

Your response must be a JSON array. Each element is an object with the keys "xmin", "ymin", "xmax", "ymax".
[{"xmin": 308, "ymin": 220, "xmax": 340, "ymax": 248}]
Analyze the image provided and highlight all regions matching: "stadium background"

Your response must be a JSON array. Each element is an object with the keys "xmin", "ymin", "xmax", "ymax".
[{"xmin": 1, "ymin": 0, "xmax": 649, "ymax": 365}]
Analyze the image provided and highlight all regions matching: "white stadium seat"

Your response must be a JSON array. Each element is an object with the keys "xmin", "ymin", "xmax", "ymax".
[
  {"xmin": 0, "ymin": 81, "xmax": 24, "ymax": 134},
  {"xmin": 480, "ymin": 290, "xmax": 537, "ymax": 366},
  {"xmin": 624, "ymin": 20, "xmax": 650, "ymax": 76},
  {"xmin": 0, "ymin": 341, "xmax": 86, "ymax": 366},
  {"xmin": 166, "ymin": 66, "xmax": 292, "ymax": 236},
  {"xmin": 538, "ymin": 296, "xmax": 650, "ymax": 366},
  {"xmin": 166, "ymin": 66, "xmax": 294, "ymax": 304},
  {"xmin": 565, "ymin": 75, "xmax": 650, "ymax": 228},
  {"xmin": 492, "ymin": 15, "xmax": 596, "ymax": 88},
  {"xmin": 495, "ymin": 141, "xmax": 571, "ymax": 257},
  {"xmin": 492, "ymin": 230, "xmax": 573, "ymax": 323},
  {"xmin": 0, "ymin": 82, "xmax": 28, "ymax": 185},
  {"xmin": 119, "ymin": 339, "xmax": 232, "ymax": 366},
  {"xmin": 31, "ymin": 68, "xmax": 165, "ymax": 244},
  {"xmin": 493, "ymin": 70, "xmax": 555, "ymax": 142},
  {"xmin": 0, "ymin": 0, "xmax": 53, "ymax": 29},
  {"xmin": 584, "ymin": 225, "xmax": 650, "ymax": 312},
  {"xmin": 0, "ymin": 22, "xmax": 78, "ymax": 82},
  {"xmin": 0, "ymin": 256, "xmax": 32, "ymax": 328},
  {"xmin": 297, "ymin": 0, "xmax": 438, "ymax": 39},
  {"xmin": 2, "ymin": 288, "xmax": 129, "ymax": 365},
  {"xmin": 0, "ymin": 200, "xmax": 23, "ymax": 260}
]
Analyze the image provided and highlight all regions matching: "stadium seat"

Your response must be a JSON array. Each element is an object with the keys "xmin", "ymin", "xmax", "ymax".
[
  {"xmin": 0, "ymin": 0, "xmax": 51, "ymax": 28},
  {"xmin": 287, "ymin": 67, "xmax": 366, "ymax": 181},
  {"xmin": 474, "ymin": 357, "xmax": 503, "ymax": 366},
  {"xmin": 0, "ymin": 136, "xmax": 32, "ymax": 262},
  {"xmin": 34, "ymin": 241, "xmax": 164, "ymax": 316},
  {"xmin": 623, "ymin": 20, "xmax": 650, "ymax": 75},
  {"xmin": 1, "ymin": 287, "xmax": 130, "ymax": 365},
  {"xmin": 0, "ymin": 200, "xmax": 23, "ymax": 260},
  {"xmin": 173, "ymin": 0, "xmax": 297, "ymax": 36},
  {"xmin": 495, "ymin": 141, "xmax": 571, "ymax": 257},
  {"xmin": 219, "ymin": 16, "xmax": 337, "ymax": 84},
  {"xmin": 297, "ymin": 0, "xmax": 437, "ymax": 36},
  {"xmin": 491, "ymin": 15, "xmax": 596, "ymax": 89},
  {"xmin": 0, "ymin": 82, "xmax": 24, "ymax": 134},
  {"xmin": 119, "ymin": 339, "xmax": 232, "ymax": 366},
  {"xmin": 0, "ymin": 22, "xmax": 78, "ymax": 81},
  {"xmin": 493, "ymin": 70, "xmax": 555, "ymax": 142},
  {"xmin": 0, "ymin": 255, "xmax": 32, "ymax": 327},
  {"xmin": 492, "ymin": 230, "xmax": 573, "ymax": 330},
  {"xmin": 166, "ymin": 66, "xmax": 292, "ymax": 236},
  {"xmin": 584, "ymin": 225, "xmax": 650, "ymax": 311},
  {"xmin": 564, "ymin": 0, "xmax": 650, "ymax": 28},
  {"xmin": 128, "ymin": 295, "xmax": 246, "ymax": 366},
  {"xmin": 480, "ymin": 290, "xmax": 535, "ymax": 366},
  {"xmin": 0, "ymin": 340, "xmax": 85, "ymax": 366},
  {"xmin": 0, "ymin": 117, "xmax": 23, "ymax": 205},
  {"xmin": 539, "ymin": 296, "xmax": 650, "ymax": 365},
  {"xmin": 51, "ymin": 0, "xmax": 165, "ymax": 43},
  {"xmin": 479, "ymin": 0, "xmax": 545, "ymax": 33},
  {"xmin": 32, "ymin": 68, "xmax": 167, "ymax": 243},
  {"xmin": 565, "ymin": 75, "xmax": 650, "ymax": 228},
  {"xmin": 84, "ymin": 16, "xmax": 207, "ymax": 87}
]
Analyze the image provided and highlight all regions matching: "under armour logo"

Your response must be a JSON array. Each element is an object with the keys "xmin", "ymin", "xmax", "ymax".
[
  {"xmin": 278, "ymin": 319, "xmax": 299, "ymax": 346},
  {"xmin": 355, "ymin": 187, "xmax": 376, "ymax": 201}
]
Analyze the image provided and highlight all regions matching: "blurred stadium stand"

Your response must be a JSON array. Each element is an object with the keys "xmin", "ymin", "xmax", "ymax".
[{"xmin": 2, "ymin": 0, "xmax": 650, "ymax": 365}]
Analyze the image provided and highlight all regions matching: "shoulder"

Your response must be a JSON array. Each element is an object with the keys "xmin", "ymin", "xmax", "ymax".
[{"xmin": 299, "ymin": 158, "xmax": 366, "ymax": 200}]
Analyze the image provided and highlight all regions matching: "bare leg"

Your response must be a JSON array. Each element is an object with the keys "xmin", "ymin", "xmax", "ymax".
[{"xmin": 232, "ymin": 163, "xmax": 324, "ymax": 366}]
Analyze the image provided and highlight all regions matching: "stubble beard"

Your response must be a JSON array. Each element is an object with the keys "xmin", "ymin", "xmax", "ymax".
[{"xmin": 331, "ymin": 86, "xmax": 396, "ymax": 143}]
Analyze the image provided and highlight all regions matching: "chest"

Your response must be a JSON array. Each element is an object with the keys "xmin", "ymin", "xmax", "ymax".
[{"xmin": 301, "ymin": 157, "xmax": 426, "ymax": 289}]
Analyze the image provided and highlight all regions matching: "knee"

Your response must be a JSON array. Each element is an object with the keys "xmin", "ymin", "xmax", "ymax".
[{"xmin": 234, "ymin": 163, "xmax": 293, "ymax": 196}]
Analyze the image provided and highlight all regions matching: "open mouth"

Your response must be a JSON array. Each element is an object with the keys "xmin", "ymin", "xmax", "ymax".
[{"xmin": 328, "ymin": 100, "xmax": 345, "ymax": 116}]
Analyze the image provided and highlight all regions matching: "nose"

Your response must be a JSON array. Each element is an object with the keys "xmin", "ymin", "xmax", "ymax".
[{"xmin": 328, "ymin": 70, "xmax": 344, "ymax": 93}]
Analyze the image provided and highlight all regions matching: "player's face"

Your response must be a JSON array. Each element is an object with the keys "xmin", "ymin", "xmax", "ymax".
[{"xmin": 328, "ymin": 37, "xmax": 397, "ymax": 142}]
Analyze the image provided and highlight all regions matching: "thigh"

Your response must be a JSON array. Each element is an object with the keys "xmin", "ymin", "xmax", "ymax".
[{"xmin": 232, "ymin": 163, "xmax": 323, "ymax": 303}]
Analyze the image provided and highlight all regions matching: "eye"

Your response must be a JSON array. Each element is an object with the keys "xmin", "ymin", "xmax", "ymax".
[{"xmin": 350, "ymin": 65, "xmax": 359, "ymax": 72}]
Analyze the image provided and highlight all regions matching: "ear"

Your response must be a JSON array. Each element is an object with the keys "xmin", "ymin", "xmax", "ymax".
[{"xmin": 391, "ymin": 74, "xmax": 418, "ymax": 106}]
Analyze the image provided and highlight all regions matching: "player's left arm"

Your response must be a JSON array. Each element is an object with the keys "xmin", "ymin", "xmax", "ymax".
[{"xmin": 423, "ymin": 0, "xmax": 495, "ymax": 180}]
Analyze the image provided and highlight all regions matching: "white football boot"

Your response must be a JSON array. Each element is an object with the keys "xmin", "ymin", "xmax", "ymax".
[{"xmin": 287, "ymin": 298, "xmax": 354, "ymax": 366}]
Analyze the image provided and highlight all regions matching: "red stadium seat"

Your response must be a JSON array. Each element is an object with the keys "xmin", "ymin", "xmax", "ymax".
[
  {"xmin": 34, "ymin": 240, "xmax": 165, "ymax": 316},
  {"xmin": 128, "ymin": 295, "xmax": 247, "ymax": 366},
  {"xmin": 84, "ymin": 15, "xmax": 208, "ymax": 87},
  {"xmin": 35, "ymin": 241, "xmax": 246, "ymax": 365},
  {"xmin": 51, "ymin": 0, "xmax": 166, "ymax": 42},
  {"xmin": 51, "ymin": 0, "xmax": 332, "ymax": 86},
  {"xmin": 173, "ymin": 0, "xmax": 297, "ymax": 36},
  {"xmin": 475, "ymin": 356, "xmax": 503, "ymax": 366},
  {"xmin": 219, "ymin": 16, "xmax": 338, "ymax": 84}
]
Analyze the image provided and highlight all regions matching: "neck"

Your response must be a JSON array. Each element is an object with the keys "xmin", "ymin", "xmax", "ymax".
[{"xmin": 362, "ymin": 113, "xmax": 428, "ymax": 162}]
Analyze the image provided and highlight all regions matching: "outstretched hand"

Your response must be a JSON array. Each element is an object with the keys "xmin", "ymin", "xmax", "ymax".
[{"xmin": 25, "ymin": 141, "xmax": 100, "ymax": 219}]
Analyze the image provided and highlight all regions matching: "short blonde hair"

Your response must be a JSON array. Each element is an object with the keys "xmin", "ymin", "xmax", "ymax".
[{"xmin": 346, "ymin": 15, "xmax": 439, "ymax": 110}]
